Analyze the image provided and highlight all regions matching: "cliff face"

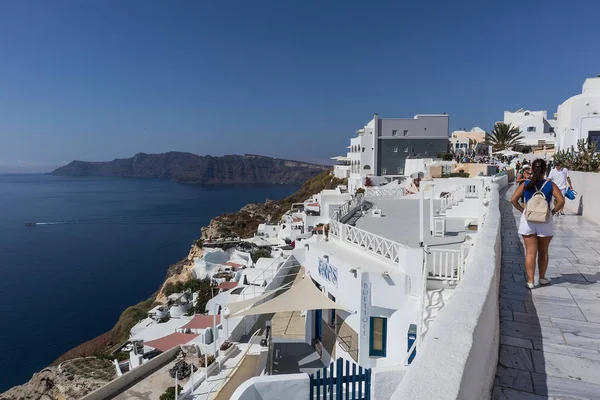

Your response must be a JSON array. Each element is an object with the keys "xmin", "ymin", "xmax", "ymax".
[
  {"xmin": 201, "ymin": 170, "xmax": 346, "ymax": 239},
  {"xmin": 50, "ymin": 152, "xmax": 329, "ymax": 185}
]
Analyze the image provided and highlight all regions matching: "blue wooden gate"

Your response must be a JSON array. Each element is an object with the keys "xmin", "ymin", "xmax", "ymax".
[{"xmin": 309, "ymin": 358, "xmax": 371, "ymax": 400}]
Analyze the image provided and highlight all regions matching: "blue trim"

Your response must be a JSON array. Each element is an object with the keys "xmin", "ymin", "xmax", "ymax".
[
  {"xmin": 369, "ymin": 317, "xmax": 387, "ymax": 357},
  {"xmin": 315, "ymin": 309, "xmax": 323, "ymax": 341}
]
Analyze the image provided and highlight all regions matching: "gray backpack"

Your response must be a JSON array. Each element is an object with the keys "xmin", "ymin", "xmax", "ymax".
[{"xmin": 525, "ymin": 181, "xmax": 551, "ymax": 223}]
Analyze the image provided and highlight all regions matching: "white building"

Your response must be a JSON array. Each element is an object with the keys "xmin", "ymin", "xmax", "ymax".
[
  {"xmin": 502, "ymin": 108, "xmax": 555, "ymax": 147},
  {"xmin": 346, "ymin": 114, "xmax": 449, "ymax": 192},
  {"xmin": 555, "ymin": 77, "xmax": 600, "ymax": 151}
]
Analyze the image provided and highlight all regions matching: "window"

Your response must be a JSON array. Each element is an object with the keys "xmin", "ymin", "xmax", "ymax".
[
  {"xmin": 382, "ymin": 168, "xmax": 387, "ymax": 175},
  {"xmin": 392, "ymin": 130, "xmax": 398, "ymax": 136},
  {"xmin": 404, "ymin": 147, "xmax": 409, "ymax": 152},
  {"xmin": 524, "ymin": 112, "xmax": 530, "ymax": 116},
  {"xmin": 527, "ymin": 126, "xmax": 536, "ymax": 132},
  {"xmin": 369, "ymin": 317, "xmax": 387, "ymax": 357},
  {"xmin": 362, "ymin": 147, "xmax": 365, "ymax": 152},
  {"xmin": 589, "ymin": 131, "xmax": 600, "ymax": 147},
  {"xmin": 403, "ymin": 130, "xmax": 408, "ymax": 136},
  {"xmin": 393, "ymin": 146, "xmax": 398, "ymax": 153},
  {"xmin": 397, "ymin": 167, "xmax": 404, "ymax": 174}
]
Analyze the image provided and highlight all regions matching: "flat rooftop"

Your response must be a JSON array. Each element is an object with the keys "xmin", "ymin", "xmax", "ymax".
[{"xmin": 354, "ymin": 197, "xmax": 466, "ymax": 248}]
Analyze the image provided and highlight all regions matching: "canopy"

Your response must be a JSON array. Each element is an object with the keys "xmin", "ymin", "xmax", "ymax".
[
  {"xmin": 181, "ymin": 315, "xmax": 221, "ymax": 330},
  {"xmin": 493, "ymin": 149, "xmax": 522, "ymax": 156},
  {"xmin": 144, "ymin": 333, "xmax": 199, "ymax": 352},
  {"xmin": 223, "ymin": 281, "xmax": 295, "ymax": 316},
  {"xmin": 230, "ymin": 276, "xmax": 352, "ymax": 318}
]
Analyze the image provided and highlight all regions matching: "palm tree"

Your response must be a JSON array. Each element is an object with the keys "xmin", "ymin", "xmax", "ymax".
[{"xmin": 486, "ymin": 123, "xmax": 524, "ymax": 151}]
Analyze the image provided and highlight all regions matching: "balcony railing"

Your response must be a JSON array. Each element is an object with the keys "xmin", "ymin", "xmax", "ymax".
[
  {"xmin": 330, "ymin": 221, "xmax": 404, "ymax": 264},
  {"xmin": 363, "ymin": 188, "xmax": 405, "ymax": 198},
  {"xmin": 426, "ymin": 246, "xmax": 466, "ymax": 282},
  {"xmin": 331, "ymin": 193, "xmax": 365, "ymax": 222}
]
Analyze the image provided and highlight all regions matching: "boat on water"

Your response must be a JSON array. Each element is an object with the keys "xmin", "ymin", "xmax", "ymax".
[{"xmin": 25, "ymin": 222, "xmax": 36, "ymax": 226}]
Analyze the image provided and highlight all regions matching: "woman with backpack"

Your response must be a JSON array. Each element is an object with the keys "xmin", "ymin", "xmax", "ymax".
[{"xmin": 510, "ymin": 159, "xmax": 565, "ymax": 289}]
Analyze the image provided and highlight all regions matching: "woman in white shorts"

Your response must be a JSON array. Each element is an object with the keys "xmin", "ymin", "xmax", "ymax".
[{"xmin": 511, "ymin": 159, "xmax": 565, "ymax": 289}]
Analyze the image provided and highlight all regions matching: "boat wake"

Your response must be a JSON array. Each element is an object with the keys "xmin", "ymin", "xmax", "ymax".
[{"xmin": 26, "ymin": 221, "xmax": 70, "ymax": 226}]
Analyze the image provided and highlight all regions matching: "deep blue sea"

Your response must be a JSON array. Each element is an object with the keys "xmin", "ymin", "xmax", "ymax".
[{"xmin": 0, "ymin": 174, "xmax": 298, "ymax": 392}]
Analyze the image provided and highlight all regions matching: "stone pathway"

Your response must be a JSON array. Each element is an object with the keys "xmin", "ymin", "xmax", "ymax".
[{"xmin": 493, "ymin": 185, "xmax": 600, "ymax": 400}]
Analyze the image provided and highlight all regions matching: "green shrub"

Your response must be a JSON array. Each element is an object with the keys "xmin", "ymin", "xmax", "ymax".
[
  {"xmin": 554, "ymin": 139, "xmax": 600, "ymax": 172},
  {"xmin": 251, "ymin": 248, "xmax": 272, "ymax": 263},
  {"xmin": 158, "ymin": 316, "xmax": 170, "ymax": 323},
  {"xmin": 160, "ymin": 385, "xmax": 183, "ymax": 400},
  {"xmin": 444, "ymin": 172, "xmax": 470, "ymax": 178},
  {"xmin": 194, "ymin": 239, "xmax": 204, "ymax": 248}
]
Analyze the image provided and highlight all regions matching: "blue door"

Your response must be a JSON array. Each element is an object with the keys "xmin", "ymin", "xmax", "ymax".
[{"xmin": 315, "ymin": 309, "xmax": 322, "ymax": 341}]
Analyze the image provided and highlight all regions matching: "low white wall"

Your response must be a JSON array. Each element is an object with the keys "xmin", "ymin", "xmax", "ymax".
[
  {"xmin": 371, "ymin": 366, "xmax": 406, "ymax": 400},
  {"xmin": 230, "ymin": 373, "xmax": 309, "ymax": 400},
  {"xmin": 391, "ymin": 183, "xmax": 502, "ymax": 400},
  {"xmin": 563, "ymin": 171, "xmax": 600, "ymax": 225},
  {"xmin": 80, "ymin": 345, "xmax": 181, "ymax": 400}
]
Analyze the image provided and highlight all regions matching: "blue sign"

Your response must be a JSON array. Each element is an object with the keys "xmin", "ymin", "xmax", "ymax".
[{"xmin": 318, "ymin": 258, "xmax": 338, "ymax": 288}]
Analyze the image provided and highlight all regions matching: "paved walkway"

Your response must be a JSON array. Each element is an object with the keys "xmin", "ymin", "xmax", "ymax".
[{"xmin": 493, "ymin": 185, "xmax": 600, "ymax": 400}]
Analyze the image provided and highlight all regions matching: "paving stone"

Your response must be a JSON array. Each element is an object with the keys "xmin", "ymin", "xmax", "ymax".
[
  {"xmin": 499, "ymin": 345, "xmax": 535, "ymax": 371},
  {"xmin": 495, "ymin": 366, "xmax": 534, "ymax": 393},
  {"xmin": 533, "ymin": 350, "xmax": 600, "ymax": 384},
  {"xmin": 491, "ymin": 386, "xmax": 548, "ymax": 400},
  {"xmin": 532, "ymin": 372, "xmax": 600, "ymax": 399},
  {"xmin": 501, "ymin": 335, "xmax": 533, "ymax": 349},
  {"xmin": 512, "ymin": 312, "xmax": 553, "ymax": 327},
  {"xmin": 532, "ymin": 341, "xmax": 600, "ymax": 362}
]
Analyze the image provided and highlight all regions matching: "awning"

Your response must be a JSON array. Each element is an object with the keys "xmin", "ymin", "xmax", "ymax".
[
  {"xmin": 144, "ymin": 333, "xmax": 199, "ymax": 352},
  {"xmin": 218, "ymin": 281, "xmax": 238, "ymax": 290},
  {"xmin": 230, "ymin": 276, "xmax": 352, "ymax": 318},
  {"xmin": 181, "ymin": 315, "xmax": 221, "ymax": 330},
  {"xmin": 223, "ymin": 281, "xmax": 295, "ymax": 316}
]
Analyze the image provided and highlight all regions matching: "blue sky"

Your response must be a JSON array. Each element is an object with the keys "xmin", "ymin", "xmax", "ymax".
[{"xmin": 1, "ymin": 0, "xmax": 599, "ymax": 172}]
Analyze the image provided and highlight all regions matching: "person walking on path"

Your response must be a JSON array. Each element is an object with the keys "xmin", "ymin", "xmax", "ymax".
[
  {"xmin": 547, "ymin": 161, "xmax": 573, "ymax": 215},
  {"xmin": 510, "ymin": 159, "xmax": 565, "ymax": 289},
  {"xmin": 515, "ymin": 165, "xmax": 531, "ymax": 204}
]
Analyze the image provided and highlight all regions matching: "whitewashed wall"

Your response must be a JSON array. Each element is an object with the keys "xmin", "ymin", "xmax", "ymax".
[
  {"xmin": 391, "ymin": 183, "xmax": 502, "ymax": 400},
  {"xmin": 230, "ymin": 373, "xmax": 309, "ymax": 400},
  {"xmin": 563, "ymin": 171, "xmax": 600, "ymax": 225}
]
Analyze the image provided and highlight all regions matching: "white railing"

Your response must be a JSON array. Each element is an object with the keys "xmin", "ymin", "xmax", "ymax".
[
  {"xmin": 331, "ymin": 223, "xmax": 404, "ymax": 263},
  {"xmin": 465, "ymin": 184, "xmax": 479, "ymax": 198},
  {"xmin": 439, "ymin": 185, "xmax": 467, "ymax": 214},
  {"xmin": 332, "ymin": 193, "xmax": 365, "ymax": 222},
  {"xmin": 426, "ymin": 246, "xmax": 466, "ymax": 281},
  {"xmin": 364, "ymin": 188, "xmax": 405, "ymax": 198}
]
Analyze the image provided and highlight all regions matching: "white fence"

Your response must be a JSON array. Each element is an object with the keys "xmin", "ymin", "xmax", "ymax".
[
  {"xmin": 329, "ymin": 221, "xmax": 404, "ymax": 264},
  {"xmin": 364, "ymin": 188, "xmax": 405, "ymax": 198},
  {"xmin": 331, "ymin": 193, "xmax": 365, "ymax": 222},
  {"xmin": 426, "ymin": 246, "xmax": 466, "ymax": 282},
  {"xmin": 439, "ymin": 185, "xmax": 466, "ymax": 214}
]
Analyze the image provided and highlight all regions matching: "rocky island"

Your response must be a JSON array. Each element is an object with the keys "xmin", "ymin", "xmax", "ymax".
[{"xmin": 50, "ymin": 152, "xmax": 329, "ymax": 185}]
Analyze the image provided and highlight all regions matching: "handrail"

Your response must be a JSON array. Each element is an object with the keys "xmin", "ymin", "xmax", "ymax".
[
  {"xmin": 204, "ymin": 329, "xmax": 262, "ymax": 400},
  {"xmin": 330, "ymin": 220, "xmax": 407, "ymax": 264}
]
